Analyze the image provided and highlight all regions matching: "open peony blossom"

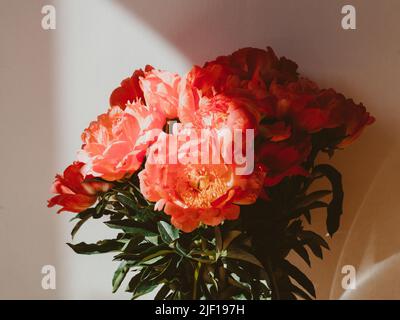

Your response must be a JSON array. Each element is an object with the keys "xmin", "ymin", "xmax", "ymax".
[
  {"xmin": 178, "ymin": 80, "xmax": 260, "ymax": 132},
  {"xmin": 48, "ymin": 162, "xmax": 112, "ymax": 213},
  {"xmin": 268, "ymin": 79, "xmax": 375, "ymax": 141},
  {"xmin": 187, "ymin": 47, "xmax": 299, "ymax": 100},
  {"xmin": 140, "ymin": 68, "xmax": 181, "ymax": 119},
  {"xmin": 139, "ymin": 128, "xmax": 265, "ymax": 232},
  {"xmin": 78, "ymin": 102, "xmax": 165, "ymax": 181}
]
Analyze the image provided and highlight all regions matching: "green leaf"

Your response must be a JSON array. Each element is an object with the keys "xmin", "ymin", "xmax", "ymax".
[
  {"xmin": 287, "ymin": 219, "xmax": 303, "ymax": 234},
  {"xmin": 227, "ymin": 276, "xmax": 251, "ymax": 298},
  {"xmin": 122, "ymin": 235, "xmax": 144, "ymax": 253},
  {"xmin": 215, "ymin": 227, "xmax": 223, "ymax": 252},
  {"xmin": 120, "ymin": 244, "xmax": 173, "ymax": 265},
  {"xmin": 126, "ymin": 272, "xmax": 142, "ymax": 293},
  {"xmin": 222, "ymin": 230, "xmax": 241, "ymax": 250},
  {"xmin": 292, "ymin": 244, "xmax": 311, "ymax": 267},
  {"xmin": 71, "ymin": 213, "xmax": 91, "ymax": 239},
  {"xmin": 304, "ymin": 210, "xmax": 312, "ymax": 224},
  {"xmin": 105, "ymin": 219, "xmax": 158, "ymax": 237},
  {"xmin": 226, "ymin": 247, "xmax": 264, "ymax": 268},
  {"xmin": 295, "ymin": 190, "xmax": 331, "ymax": 209},
  {"xmin": 313, "ymin": 164, "xmax": 344, "ymax": 236},
  {"xmin": 94, "ymin": 200, "xmax": 107, "ymax": 218},
  {"xmin": 139, "ymin": 267, "xmax": 152, "ymax": 281},
  {"xmin": 305, "ymin": 241, "xmax": 323, "ymax": 259},
  {"xmin": 173, "ymin": 241, "xmax": 191, "ymax": 258},
  {"xmin": 289, "ymin": 201, "xmax": 328, "ymax": 220},
  {"xmin": 300, "ymin": 230, "xmax": 329, "ymax": 260},
  {"xmin": 132, "ymin": 282, "xmax": 159, "ymax": 300},
  {"xmin": 72, "ymin": 207, "xmax": 95, "ymax": 221},
  {"xmin": 147, "ymin": 258, "xmax": 172, "ymax": 282},
  {"xmin": 281, "ymin": 259, "xmax": 316, "ymax": 298},
  {"xmin": 112, "ymin": 261, "xmax": 131, "ymax": 293},
  {"xmin": 67, "ymin": 240, "xmax": 124, "ymax": 255},
  {"xmin": 154, "ymin": 284, "xmax": 171, "ymax": 300},
  {"xmin": 116, "ymin": 194, "xmax": 138, "ymax": 211},
  {"xmin": 290, "ymin": 284, "xmax": 314, "ymax": 300},
  {"xmin": 225, "ymin": 260, "xmax": 253, "ymax": 284},
  {"xmin": 146, "ymin": 235, "xmax": 159, "ymax": 246},
  {"xmin": 301, "ymin": 230, "xmax": 330, "ymax": 250},
  {"xmin": 157, "ymin": 221, "xmax": 179, "ymax": 244}
]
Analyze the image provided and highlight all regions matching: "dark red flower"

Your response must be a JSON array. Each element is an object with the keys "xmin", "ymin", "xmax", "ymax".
[
  {"xmin": 269, "ymin": 79, "xmax": 324, "ymax": 132},
  {"xmin": 187, "ymin": 47, "xmax": 299, "ymax": 100},
  {"xmin": 330, "ymin": 96, "xmax": 375, "ymax": 147},
  {"xmin": 268, "ymin": 79, "xmax": 375, "ymax": 146},
  {"xmin": 258, "ymin": 137, "xmax": 311, "ymax": 187},
  {"xmin": 109, "ymin": 65, "xmax": 153, "ymax": 109},
  {"xmin": 225, "ymin": 47, "xmax": 299, "ymax": 86}
]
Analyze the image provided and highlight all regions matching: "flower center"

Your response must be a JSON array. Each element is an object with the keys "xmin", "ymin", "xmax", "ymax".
[{"xmin": 176, "ymin": 165, "xmax": 233, "ymax": 208}]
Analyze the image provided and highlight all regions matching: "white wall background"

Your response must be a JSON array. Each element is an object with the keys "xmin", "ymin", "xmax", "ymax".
[{"xmin": 0, "ymin": 0, "xmax": 399, "ymax": 299}]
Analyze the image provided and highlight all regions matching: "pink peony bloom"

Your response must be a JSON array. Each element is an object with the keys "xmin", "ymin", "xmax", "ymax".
[
  {"xmin": 139, "ymin": 129, "xmax": 265, "ymax": 232},
  {"xmin": 178, "ymin": 79, "xmax": 260, "ymax": 131},
  {"xmin": 78, "ymin": 102, "xmax": 165, "ymax": 181},
  {"xmin": 140, "ymin": 69, "xmax": 181, "ymax": 119}
]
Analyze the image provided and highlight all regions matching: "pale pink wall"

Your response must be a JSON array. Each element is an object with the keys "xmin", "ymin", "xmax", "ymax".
[{"xmin": 0, "ymin": 0, "xmax": 58, "ymax": 299}]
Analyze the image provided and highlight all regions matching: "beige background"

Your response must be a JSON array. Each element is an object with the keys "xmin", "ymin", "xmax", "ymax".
[{"xmin": 0, "ymin": 0, "xmax": 398, "ymax": 299}]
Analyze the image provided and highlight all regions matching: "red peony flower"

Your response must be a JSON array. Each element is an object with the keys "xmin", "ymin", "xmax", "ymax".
[
  {"xmin": 269, "ymin": 79, "xmax": 375, "ymax": 146},
  {"xmin": 109, "ymin": 65, "xmax": 154, "ymax": 109},
  {"xmin": 187, "ymin": 47, "xmax": 298, "ymax": 100},
  {"xmin": 260, "ymin": 121, "xmax": 292, "ymax": 142},
  {"xmin": 48, "ymin": 162, "xmax": 112, "ymax": 213},
  {"xmin": 330, "ymin": 96, "xmax": 375, "ymax": 147},
  {"xmin": 258, "ymin": 137, "xmax": 311, "ymax": 187},
  {"xmin": 269, "ymin": 79, "xmax": 326, "ymax": 133}
]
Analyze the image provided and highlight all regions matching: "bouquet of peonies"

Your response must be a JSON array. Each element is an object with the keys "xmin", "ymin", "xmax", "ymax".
[{"xmin": 48, "ymin": 47, "xmax": 374, "ymax": 300}]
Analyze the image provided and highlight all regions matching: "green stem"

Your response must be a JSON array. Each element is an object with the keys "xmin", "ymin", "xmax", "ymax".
[
  {"xmin": 192, "ymin": 261, "xmax": 201, "ymax": 300},
  {"xmin": 214, "ymin": 226, "xmax": 222, "ymax": 254}
]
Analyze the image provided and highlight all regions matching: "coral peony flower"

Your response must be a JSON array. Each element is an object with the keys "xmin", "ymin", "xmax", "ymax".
[
  {"xmin": 109, "ymin": 66, "xmax": 153, "ymax": 109},
  {"xmin": 178, "ymin": 80, "xmax": 260, "ymax": 131},
  {"xmin": 139, "ymin": 130, "xmax": 265, "ymax": 232},
  {"xmin": 140, "ymin": 69, "xmax": 181, "ymax": 119},
  {"xmin": 48, "ymin": 162, "xmax": 112, "ymax": 213},
  {"xmin": 78, "ymin": 102, "xmax": 165, "ymax": 181}
]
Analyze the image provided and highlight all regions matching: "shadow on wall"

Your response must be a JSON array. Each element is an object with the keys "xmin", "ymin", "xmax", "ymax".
[
  {"xmin": 115, "ymin": 0, "xmax": 400, "ymax": 299},
  {"xmin": 115, "ymin": 0, "xmax": 344, "ymax": 66},
  {"xmin": 0, "ymin": 0, "xmax": 57, "ymax": 298},
  {"xmin": 332, "ymin": 142, "xmax": 400, "ymax": 299}
]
